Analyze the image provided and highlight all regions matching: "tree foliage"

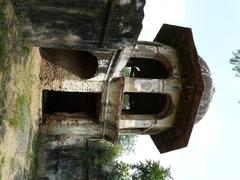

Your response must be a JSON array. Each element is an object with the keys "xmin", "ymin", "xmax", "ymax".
[
  {"xmin": 131, "ymin": 160, "xmax": 173, "ymax": 180},
  {"xmin": 83, "ymin": 138, "xmax": 173, "ymax": 180},
  {"xmin": 118, "ymin": 134, "xmax": 137, "ymax": 155},
  {"xmin": 113, "ymin": 136, "xmax": 172, "ymax": 179},
  {"xmin": 83, "ymin": 135, "xmax": 172, "ymax": 179},
  {"xmin": 111, "ymin": 160, "xmax": 173, "ymax": 180},
  {"xmin": 111, "ymin": 161, "xmax": 130, "ymax": 180},
  {"xmin": 230, "ymin": 49, "xmax": 240, "ymax": 77},
  {"xmin": 81, "ymin": 140, "xmax": 121, "ymax": 167}
]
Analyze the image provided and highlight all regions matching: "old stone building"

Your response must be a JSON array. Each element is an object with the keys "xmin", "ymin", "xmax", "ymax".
[{"xmin": 11, "ymin": 0, "xmax": 214, "ymax": 179}]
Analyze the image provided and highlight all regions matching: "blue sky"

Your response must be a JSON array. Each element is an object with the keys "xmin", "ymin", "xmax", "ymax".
[{"xmin": 122, "ymin": 0, "xmax": 240, "ymax": 179}]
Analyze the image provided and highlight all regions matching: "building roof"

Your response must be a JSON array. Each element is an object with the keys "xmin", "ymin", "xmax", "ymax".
[
  {"xmin": 151, "ymin": 24, "xmax": 206, "ymax": 153},
  {"xmin": 195, "ymin": 56, "xmax": 215, "ymax": 123}
]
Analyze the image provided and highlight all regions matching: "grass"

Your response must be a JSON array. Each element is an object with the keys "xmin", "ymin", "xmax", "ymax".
[
  {"xmin": 9, "ymin": 95, "xmax": 29, "ymax": 129},
  {"xmin": 0, "ymin": 0, "xmax": 39, "ymax": 179},
  {"xmin": 0, "ymin": 0, "xmax": 8, "ymax": 142},
  {"xmin": 0, "ymin": 156, "xmax": 5, "ymax": 180},
  {"xmin": 0, "ymin": 27, "xmax": 5, "ymax": 70},
  {"xmin": 10, "ymin": 157, "xmax": 15, "ymax": 171},
  {"xmin": 0, "ymin": 0, "xmax": 33, "ymax": 129},
  {"xmin": 0, "ymin": 0, "xmax": 7, "ymax": 71},
  {"xmin": 0, "ymin": 114, "xmax": 4, "ymax": 127}
]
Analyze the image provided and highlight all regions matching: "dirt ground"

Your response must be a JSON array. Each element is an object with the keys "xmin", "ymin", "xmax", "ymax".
[{"xmin": 0, "ymin": 0, "xmax": 42, "ymax": 179}]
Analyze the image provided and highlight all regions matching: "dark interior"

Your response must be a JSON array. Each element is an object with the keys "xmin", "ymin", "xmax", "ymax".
[
  {"xmin": 125, "ymin": 57, "xmax": 171, "ymax": 79},
  {"xmin": 42, "ymin": 90, "xmax": 100, "ymax": 116},
  {"xmin": 122, "ymin": 93, "xmax": 171, "ymax": 115}
]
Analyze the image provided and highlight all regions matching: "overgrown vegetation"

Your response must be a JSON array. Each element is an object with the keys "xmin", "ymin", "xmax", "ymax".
[
  {"xmin": 84, "ymin": 140, "xmax": 121, "ymax": 167},
  {"xmin": 0, "ymin": 0, "xmax": 32, "ymax": 132},
  {"xmin": 0, "ymin": 0, "xmax": 39, "ymax": 179},
  {"xmin": 76, "ymin": 136, "xmax": 172, "ymax": 180},
  {"xmin": 32, "ymin": 132, "xmax": 46, "ymax": 173},
  {"xmin": 9, "ymin": 95, "xmax": 30, "ymax": 129}
]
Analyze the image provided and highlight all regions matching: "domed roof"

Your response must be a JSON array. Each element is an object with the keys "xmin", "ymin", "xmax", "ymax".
[{"xmin": 195, "ymin": 56, "xmax": 215, "ymax": 123}]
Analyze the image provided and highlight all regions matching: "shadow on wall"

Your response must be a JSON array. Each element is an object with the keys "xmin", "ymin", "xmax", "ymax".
[{"xmin": 39, "ymin": 48, "xmax": 98, "ymax": 79}]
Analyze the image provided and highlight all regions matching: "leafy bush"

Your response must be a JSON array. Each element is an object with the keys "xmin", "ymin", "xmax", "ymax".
[{"xmin": 81, "ymin": 140, "xmax": 121, "ymax": 167}]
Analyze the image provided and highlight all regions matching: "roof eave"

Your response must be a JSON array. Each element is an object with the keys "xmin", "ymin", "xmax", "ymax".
[{"xmin": 151, "ymin": 24, "xmax": 204, "ymax": 153}]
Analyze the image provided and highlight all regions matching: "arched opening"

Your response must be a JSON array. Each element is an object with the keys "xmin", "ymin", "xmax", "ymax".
[
  {"xmin": 122, "ymin": 93, "xmax": 172, "ymax": 117},
  {"xmin": 123, "ymin": 57, "xmax": 172, "ymax": 79},
  {"xmin": 39, "ymin": 48, "xmax": 98, "ymax": 79}
]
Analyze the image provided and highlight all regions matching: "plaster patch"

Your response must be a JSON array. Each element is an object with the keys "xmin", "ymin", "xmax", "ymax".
[
  {"xmin": 119, "ymin": 0, "xmax": 131, "ymax": 6},
  {"xmin": 136, "ymin": 0, "xmax": 144, "ymax": 10},
  {"xmin": 122, "ymin": 26, "xmax": 132, "ymax": 34},
  {"xmin": 65, "ymin": 34, "xmax": 81, "ymax": 46},
  {"xmin": 62, "ymin": 80, "xmax": 103, "ymax": 92}
]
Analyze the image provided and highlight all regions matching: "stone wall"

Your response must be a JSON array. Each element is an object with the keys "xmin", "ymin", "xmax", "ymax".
[
  {"xmin": 11, "ymin": 0, "xmax": 145, "ymax": 49},
  {"xmin": 36, "ymin": 135, "xmax": 112, "ymax": 180}
]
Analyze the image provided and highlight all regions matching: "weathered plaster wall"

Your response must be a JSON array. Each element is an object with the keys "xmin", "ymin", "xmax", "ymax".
[
  {"xmin": 36, "ymin": 136, "xmax": 111, "ymax": 180},
  {"xmin": 11, "ymin": 0, "xmax": 145, "ymax": 49}
]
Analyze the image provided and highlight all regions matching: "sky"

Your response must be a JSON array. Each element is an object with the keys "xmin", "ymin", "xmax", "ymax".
[{"xmin": 122, "ymin": 0, "xmax": 240, "ymax": 179}]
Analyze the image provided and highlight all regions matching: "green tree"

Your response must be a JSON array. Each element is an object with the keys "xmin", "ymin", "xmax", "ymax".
[
  {"xmin": 118, "ymin": 134, "xmax": 137, "ymax": 155},
  {"xmin": 230, "ymin": 49, "xmax": 240, "ymax": 77},
  {"xmin": 86, "ymin": 138, "xmax": 173, "ymax": 180},
  {"xmin": 111, "ymin": 160, "xmax": 173, "ymax": 180},
  {"xmin": 111, "ymin": 161, "xmax": 129, "ymax": 180},
  {"xmin": 131, "ymin": 160, "xmax": 173, "ymax": 180}
]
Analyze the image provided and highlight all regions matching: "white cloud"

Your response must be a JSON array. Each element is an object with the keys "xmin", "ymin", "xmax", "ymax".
[
  {"xmin": 139, "ymin": 0, "xmax": 186, "ymax": 41},
  {"xmin": 190, "ymin": 105, "xmax": 222, "ymax": 152}
]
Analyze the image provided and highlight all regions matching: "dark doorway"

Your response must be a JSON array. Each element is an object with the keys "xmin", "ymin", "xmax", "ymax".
[
  {"xmin": 42, "ymin": 90, "xmax": 100, "ymax": 116},
  {"xmin": 122, "ymin": 93, "xmax": 172, "ymax": 116}
]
